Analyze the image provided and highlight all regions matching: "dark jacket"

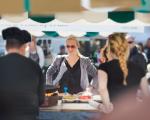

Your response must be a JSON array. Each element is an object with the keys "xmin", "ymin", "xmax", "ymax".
[
  {"xmin": 0, "ymin": 53, "xmax": 45, "ymax": 120},
  {"xmin": 129, "ymin": 46, "xmax": 147, "ymax": 73}
]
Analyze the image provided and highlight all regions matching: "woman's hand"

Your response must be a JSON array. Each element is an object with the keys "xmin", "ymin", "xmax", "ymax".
[
  {"xmin": 55, "ymin": 83, "xmax": 60, "ymax": 88},
  {"xmin": 99, "ymin": 103, "xmax": 114, "ymax": 113}
]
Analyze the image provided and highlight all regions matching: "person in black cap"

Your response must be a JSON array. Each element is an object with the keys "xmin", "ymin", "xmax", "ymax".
[
  {"xmin": 58, "ymin": 45, "xmax": 67, "ymax": 55},
  {"xmin": 0, "ymin": 27, "xmax": 45, "ymax": 120}
]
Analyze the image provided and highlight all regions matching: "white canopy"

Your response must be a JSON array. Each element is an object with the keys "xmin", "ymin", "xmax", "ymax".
[{"xmin": 0, "ymin": 18, "xmax": 147, "ymax": 34}]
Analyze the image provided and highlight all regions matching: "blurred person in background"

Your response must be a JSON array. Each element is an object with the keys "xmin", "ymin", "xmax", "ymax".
[
  {"xmin": 0, "ymin": 27, "xmax": 45, "ymax": 120},
  {"xmin": 127, "ymin": 35, "xmax": 147, "ymax": 73},
  {"xmin": 37, "ymin": 39, "xmax": 42, "ymax": 46},
  {"xmin": 58, "ymin": 45, "xmax": 67, "ymax": 55},
  {"xmin": 145, "ymin": 38, "xmax": 150, "ymax": 63},
  {"xmin": 42, "ymin": 40, "xmax": 49, "ymax": 57},
  {"xmin": 41, "ymin": 40, "xmax": 55, "ymax": 65},
  {"xmin": 138, "ymin": 42, "xmax": 148, "ymax": 63},
  {"xmin": 26, "ymin": 36, "xmax": 45, "ymax": 68},
  {"xmin": 84, "ymin": 41, "xmax": 91, "ymax": 57},
  {"xmin": 97, "ymin": 33, "xmax": 145, "ymax": 113},
  {"xmin": 41, "ymin": 39, "xmax": 55, "ymax": 78},
  {"xmin": 46, "ymin": 35, "xmax": 97, "ymax": 94},
  {"xmin": 91, "ymin": 40, "xmax": 100, "ymax": 64},
  {"xmin": 42, "ymin": 39, "xmax": 55, "ymax": 68},
  {"xmin": 99, "ymin": 44, "xmax": 109, "ymax": 64}
]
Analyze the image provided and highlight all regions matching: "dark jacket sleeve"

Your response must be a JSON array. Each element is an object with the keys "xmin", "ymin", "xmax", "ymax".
[{"xmin": 38, "ymin": 69, "xmax": 45, "ymax": 105}]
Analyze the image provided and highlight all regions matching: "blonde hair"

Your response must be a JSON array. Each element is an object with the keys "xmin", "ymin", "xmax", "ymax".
[
  {"xmin": 108, "ymin": 33, "xmax": 129, "ymax": 85},
  {"xmin": 66, "ymin": 35, "xmax": 80, "ymax": 48},
  {"xmin": 66, "ymin": 35, "xmax": 82, "ymax": 57}
]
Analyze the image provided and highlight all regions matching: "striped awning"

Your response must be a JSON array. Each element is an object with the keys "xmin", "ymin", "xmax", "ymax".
[
  {"xmin": 0, "ymin": 17, "xmax": 146, "ymax": 33},
  {"xmin": 0, "ymin": 0, "xmax": 150, "ymax": 23},
  {"xmin": 0, "ymin": 0, "xmax": 150, "ymax": 36},
  {"xmin": 1, "ymin": 11, "xmax": 150, "ymax": 23},
  {"xmin": 0, "ymin": 0, "xmax": 24, "ymax": 14},
  {"xmin": 91, "ymin": 0, "xmax": 141, "ymax": 8},
  {"xmin": 30, "ymin": 0, "xmax": 82, "ymax": 15}
]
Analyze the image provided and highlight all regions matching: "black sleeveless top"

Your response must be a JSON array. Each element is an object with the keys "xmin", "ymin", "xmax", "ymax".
[
  {"xmin": 59, "ymin": 59, "xmax": 83, "ymax": 94},
  {"xmin": 99, "ymin": 59, "xmax": 145, "ymax": 101}
]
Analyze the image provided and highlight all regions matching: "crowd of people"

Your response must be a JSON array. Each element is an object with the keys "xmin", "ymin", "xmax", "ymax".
[{"xmin": 0, "ymin": 27, "xmax": 150, "ymax": 119}]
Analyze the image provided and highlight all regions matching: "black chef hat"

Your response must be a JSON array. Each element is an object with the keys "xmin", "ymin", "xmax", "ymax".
[
  {"xmin": 2, "ymin": 27, "xmax": 31, "ymax": 44},
  {"xmin": 21, "ymin": 30, "xmax": 31, "ymax": 43}
]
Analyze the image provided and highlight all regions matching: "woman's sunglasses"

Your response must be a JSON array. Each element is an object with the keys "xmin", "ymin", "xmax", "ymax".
[
  {"xmin": 66, "ymin": 45, "xmax": 76, "ymax": 49},
  {"xmin": 128, "ymin": 41, "xmax": 134, "ymax": 44}
]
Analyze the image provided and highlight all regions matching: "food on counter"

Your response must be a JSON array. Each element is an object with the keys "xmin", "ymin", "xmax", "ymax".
[
  {"xmin": 45, "ymin": 93, "xmax": 58, "ymax": 97},
  {"xmin": 79, "ymin": 95, "xmax": 91, "ymax": 101},
  {"xmin": 45, "ymin": 93, "xmax": 53, "ymax": 97},
  {"xmin": 92, "ymin": 95, "xmax": 102, "ymax": 101},
  {"xmin": 63, "ymin": 95, "xmax": 77, "ymax": 100}
]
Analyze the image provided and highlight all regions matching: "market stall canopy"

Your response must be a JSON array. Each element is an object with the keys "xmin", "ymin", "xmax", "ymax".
[
  {"xmin": 136, "ymin": 12, "xmax": 150, "ymax": 23},
  {"xmin": 30, "ymin": 0, "xmax": 82, "ymax": 15},
  {"xmin": 0, "ymin": 0, "xmax": 24, "ymax": 14},
  {"xmin": 0, "ymin": 0, "xmax": 150, "ymax": 15},
  {"xmin": 91, "ymin": 0, "xmax": 141, "ymax": 8},
  {"xmin": 0, "ymin": 0, "xmax": 150, "ymax": 23},
  {"xmin": 0, "ymin": 0, "xmax": 150, "ymax": 34},
  {"xmin": 1, "ymin": 12, "xmax": 28, "ymax": 23},
  {"xmin": 0, "ymin": 18, "xmax": 146, "ymax": 33},
  {"xmin": 57, "ymin": 31, "xmax": 86, "ymax": 37},
  {"xmin": 55, "ymin": 11, "xmax": 107, "ymax": 23},
  {"xmin": 27, "ymin": 30, "xmax": 45, "ymax": 37},
  {"xmin": 1, "ymin": 11, "xmax": 150, "ymax": 24}
]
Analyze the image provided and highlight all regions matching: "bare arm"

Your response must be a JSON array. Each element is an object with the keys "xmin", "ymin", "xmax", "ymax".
[
  {"xmin": 98, "ymin": 70, "xmax": 110, "ymax": 105},
  {"xmin": 98, "ymin": 70, "xmax": 113, "ymax": 113},
  {"xmin": 140, "ymin": 76, "xmax": 149, "ymax": 97}
]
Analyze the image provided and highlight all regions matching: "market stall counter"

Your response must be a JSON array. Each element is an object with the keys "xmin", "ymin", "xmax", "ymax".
[{"xmin": 39, "ymin": 93, "xmax": 101, "ymax": 120}]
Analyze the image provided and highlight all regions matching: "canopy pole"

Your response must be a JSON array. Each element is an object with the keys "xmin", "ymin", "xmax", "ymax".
[{"xmin": 24, "ymin": 0, "xmax": 31, "ymax": 12}]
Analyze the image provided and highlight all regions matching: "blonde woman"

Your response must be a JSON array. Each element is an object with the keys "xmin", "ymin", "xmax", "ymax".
[
  {"xmin": 46, "ymin": 35, "xmax": 97, "ymax": 94},
  {"xmin": 98, "ymin": 33, "xmax": 145, "ymax": 113}
]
